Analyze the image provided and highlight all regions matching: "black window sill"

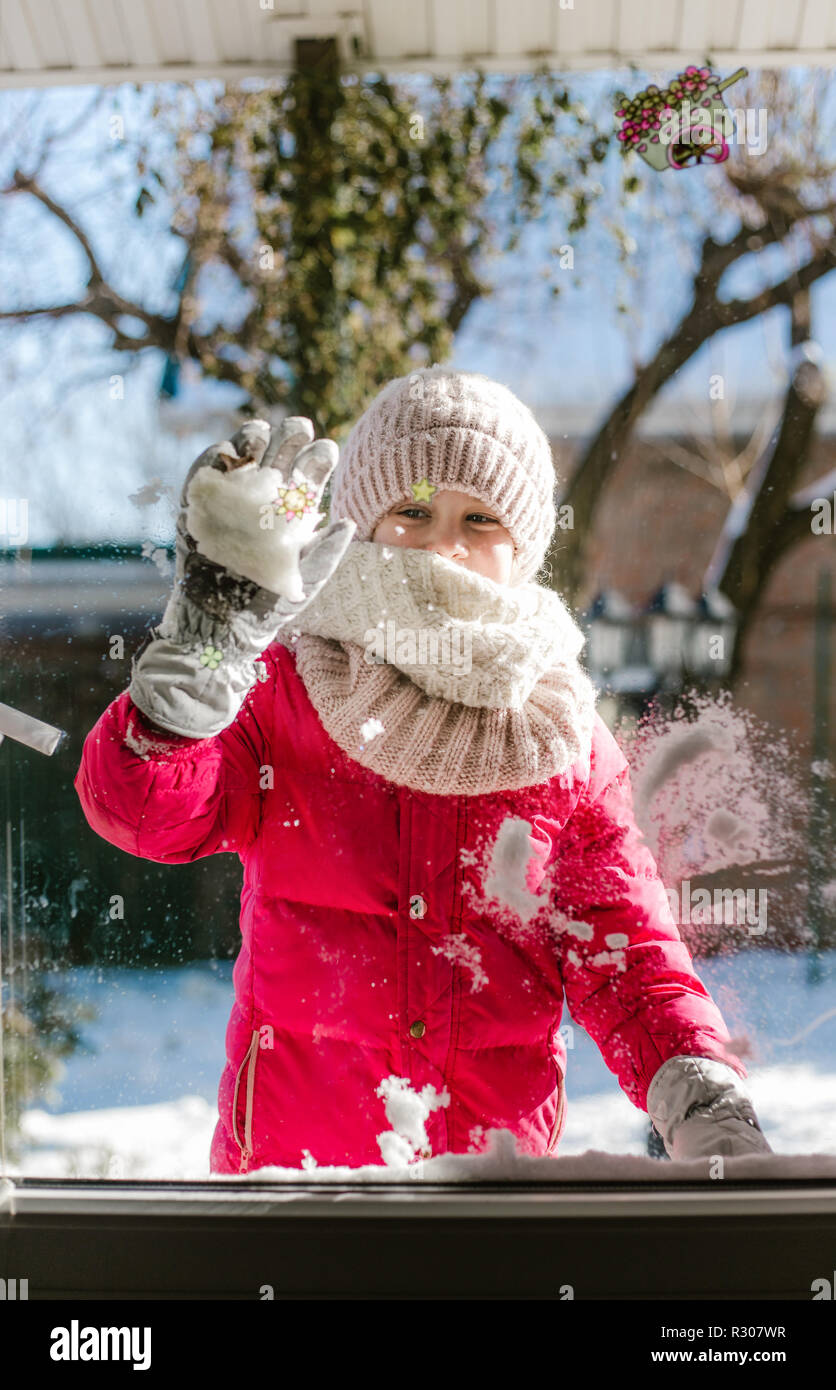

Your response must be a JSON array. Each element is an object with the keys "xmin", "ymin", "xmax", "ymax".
[{"xmin": 2, "ymin": 1177, "xmax": 836, "ymax": 1298}]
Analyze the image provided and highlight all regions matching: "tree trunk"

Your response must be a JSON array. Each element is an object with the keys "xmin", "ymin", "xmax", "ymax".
[{"xmin": 715, "ymin": 291, "xmax": 826, "ymax": 688}]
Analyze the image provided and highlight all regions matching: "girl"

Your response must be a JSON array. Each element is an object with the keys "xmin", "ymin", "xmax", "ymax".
[{"xmin": 75, "ymin": 367, "xmax": 771, "ymax": 1173}]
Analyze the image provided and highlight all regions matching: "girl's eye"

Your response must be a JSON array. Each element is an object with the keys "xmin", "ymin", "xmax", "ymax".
[{"xmin": 394, "ymin": 508, "xmax": 499, "ymax": 524}]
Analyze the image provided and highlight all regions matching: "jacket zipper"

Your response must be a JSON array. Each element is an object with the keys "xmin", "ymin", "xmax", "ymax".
[
  {"xmin": 232, "ymin": 1027, "xmax": 260, "ymax": 1174},
  {"xmin": 441, "ymin": 795, "xmax": 467, "ymax": 1152},
  {"xmin": 547, "ymin": 1058, "xmax": 566, "ymax": 1155}
]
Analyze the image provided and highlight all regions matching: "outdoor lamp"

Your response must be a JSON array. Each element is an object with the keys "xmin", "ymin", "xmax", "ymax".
[
  {"xmin": 689, "ymin": 589, "xmax": 737, "ymax": 679},
  {"xmin": 583, "ymin": 588, "xmax": 636, "ymax": 677},
  {"xmin": 645, "ymin": 582, "xmax": 698, "ymax": 680}
]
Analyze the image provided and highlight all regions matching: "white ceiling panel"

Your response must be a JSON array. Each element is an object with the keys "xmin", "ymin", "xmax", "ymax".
[
  {"xmin": 0, "ymin": 0, "xmax": 42, "ymax": 70},
  {"xmin": 233, "ymin": 0, "xmax": 264, "ymax": 63},
  {"xmin": 798, "ymin": 0, "xmax": 832, "ymax": 50},
  {"xmin": 555, "ymin": 0, "xmax": 615, "ymax": 57},
  {"xmin": 738, "ymin": 0, "xmax": 772, "ymax": 55},
  {"xmin": 207, "ymin": 0, "xmax": 247, "ymax": 64},
  {"xmin": 678, "ymin": 4, "xmax": 711, "ymax": 58},
  {"xmin": 179, "ymin": 0, "xmax": 221, "ymax": 66},
  {"xmin": 617, "ymin": 0, "xmax": 678, "ymax": 56},
  {"xmin": 58, "ymin": 0, "xmax": 104, "ymax": 69},
  {"xmin": 146, "ymin": 0, "xmax": 190, "ymax": 65},
  {"xmin": 114, "ymin": 0, "xmax": 161, "ymax": 69},
  {"xmin": 87, "ymin": 0, "xmax": 130, "ymax": 67},
  {"xmin": 430, "ymin": 0, "xmax": 491, "ymax": 59},
  {"xmin": 493, "ymin": 0, "xmax": 552, "ymax": 58},
  {"xmin": 367, "ymin": 0, "xmax": 431, "ymax": 60},
  {"xmin": 770, "ymin": 0, "xmax": 803, "ymax": 48},
  {"xmin": 0, "ymin": 0, "xmax": 834, "ymax": 89},
  {"xmin": 29, "ymin": 0, "xmax": 72, "ymax": 67},
  {"xmin": 258, "ymin": 17, "xmax": 298, "ymax": 65},
  {"xmin": 307, "ymin": 0, "xmax": 354, "ymax": 15},
  {"xmin": 646, "ymin": 0, "xmax": 680, "ymax": 53},
  {"xmin": 709, "ymin": 0, "xmax": 744, "ymax": 52}
]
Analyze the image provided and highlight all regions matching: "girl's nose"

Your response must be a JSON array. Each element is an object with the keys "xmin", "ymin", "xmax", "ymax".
[{"xmin": 424, "ymin": 534, "xmax": 466, "ymax": 561}]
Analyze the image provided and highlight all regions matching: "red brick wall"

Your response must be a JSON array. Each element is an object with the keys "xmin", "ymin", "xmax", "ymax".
[{"xmin": 554, "ymin": 433, "xmax": 836, "ymax": 756}]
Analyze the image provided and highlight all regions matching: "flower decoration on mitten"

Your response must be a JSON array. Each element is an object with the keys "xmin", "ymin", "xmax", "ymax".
[
  {"xmin": 199, "ymin": 644, "xmax": 223, "ymax": 670},
  {"xmin": 273, "ymin": 475, "xmax": 319, "ymax": 523}
]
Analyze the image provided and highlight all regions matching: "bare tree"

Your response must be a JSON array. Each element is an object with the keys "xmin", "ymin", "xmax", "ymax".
[
  {"xmin": 550, "ymin": 68, "xmax": 836, "ymax": 681},
  {"xmin": 0, "ymin": 50, "xmax": 609, "ymax": 438}
]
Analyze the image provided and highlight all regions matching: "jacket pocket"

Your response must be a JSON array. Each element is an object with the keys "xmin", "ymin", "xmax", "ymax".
[
  {"xmin": 547, "ymin": 1058, "xmax": 566, "ymax": 1155},
  {"xmin": 232, "ymin": 1027, "xmax": 260, "ymax": 1174}
]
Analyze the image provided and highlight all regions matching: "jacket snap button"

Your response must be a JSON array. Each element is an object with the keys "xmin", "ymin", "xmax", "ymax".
[
  {"xmin": 409, "ymin": 894, "xmax": 427, "ymax": 919},
  {"xmin": 409, "ymin": 1020, "xmax": 426, "ymax": 1038}
]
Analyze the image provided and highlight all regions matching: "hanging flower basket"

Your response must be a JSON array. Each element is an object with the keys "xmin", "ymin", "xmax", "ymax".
[{"xmin": 615, "ymin": 66, "xmax": 748, "ymax": 171}]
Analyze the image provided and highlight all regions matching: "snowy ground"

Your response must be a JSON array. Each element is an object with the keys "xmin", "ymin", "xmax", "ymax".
[{"xmin": 6, "ymin": 949, "xmax": 836, "ymax": 1180}]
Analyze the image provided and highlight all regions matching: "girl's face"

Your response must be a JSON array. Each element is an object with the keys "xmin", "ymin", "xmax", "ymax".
[{"xmin": 372, "ymin": 488, "xmax": 518, "ymax": 586}]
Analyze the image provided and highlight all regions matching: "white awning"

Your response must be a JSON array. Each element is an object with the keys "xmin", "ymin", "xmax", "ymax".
[{"xmin": 1, "ymin": 0, "xmax": 835, "ymax": 91}]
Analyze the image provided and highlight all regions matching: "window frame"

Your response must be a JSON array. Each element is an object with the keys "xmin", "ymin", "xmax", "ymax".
[{"xmin": 3, "ymin": 1177, "xmax": 836, "ymax": 1298}]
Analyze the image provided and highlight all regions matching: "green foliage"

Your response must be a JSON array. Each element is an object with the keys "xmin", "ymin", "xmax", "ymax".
[
  {"xmin": 146, "ymin": 67, "xmax": 616, "ymax": 438},
  {"xmin": 1, "ymin": 941, "xmax": 93, "ymax": 1156}
]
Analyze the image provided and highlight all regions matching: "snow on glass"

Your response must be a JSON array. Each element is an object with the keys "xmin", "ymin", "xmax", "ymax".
[
  {"xmin": 471, "ymin": 687, "xmax": 812, "ymax": 956},
  {"xmin": 3, "ymin": 682, "xmax": 831, "ymax": 1182},
  {"xmin": 623, "ymin": 689, "xmax": 811, "ymax": 952}
]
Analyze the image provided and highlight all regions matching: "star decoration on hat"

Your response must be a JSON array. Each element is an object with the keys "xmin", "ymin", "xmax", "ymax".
[
  {"xmin": 410, "ymin": 477, "xmax": 437, "ymax": 503},
  {"xmin": 273, "ymin": 478, "xmax": 318, "ymax": 522}
]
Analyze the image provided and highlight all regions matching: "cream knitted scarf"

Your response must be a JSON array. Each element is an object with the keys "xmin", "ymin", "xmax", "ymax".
[{"xmin": 275, "ymin": 539, "xmax": 598, "ymax": 795}]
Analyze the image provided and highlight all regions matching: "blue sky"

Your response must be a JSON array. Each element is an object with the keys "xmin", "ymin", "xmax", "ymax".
[{"xmin": 1, "ymin": 68, "xmax": 834, "ymax": 547}]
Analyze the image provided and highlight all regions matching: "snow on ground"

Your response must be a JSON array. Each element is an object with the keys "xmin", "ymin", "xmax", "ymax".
[
  {"xmin": 5, "ymin": 950, "xmax": 836, "ymax": 1181},
  {"xmin": 16, "ymin": 1096, "xmax": 216, "ymax": 1180}
]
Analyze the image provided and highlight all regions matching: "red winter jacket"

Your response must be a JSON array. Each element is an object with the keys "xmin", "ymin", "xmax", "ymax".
[{"xmin": 74, "ymin": 641, "xmax": 745, "ymax": 1173}]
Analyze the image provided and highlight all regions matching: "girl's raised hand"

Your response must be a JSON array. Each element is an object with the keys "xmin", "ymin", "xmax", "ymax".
[
  {"xmin": 127, "ymin": 416, "xmax": 355, "ymax": 739},
  {"xmin": 179, "ymin": 416, "xmax": 354, "ymax": 614}
]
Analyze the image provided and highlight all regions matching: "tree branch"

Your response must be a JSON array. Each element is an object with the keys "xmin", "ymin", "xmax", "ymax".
[
  {"xmin": 550, "ymin": 225, "xmax": 836, "ymax": 601},
  {"xmin": 790, "ymin": 467, "xmax": 836, "ymax": 509},
  {"xmin": 0, "ymin": 172, "xmax": 178, "ymax": 351},
  {"xmin": 708, "ymin": 334, "xmax": 828, "ymax": 688},
  {"xmin": 717, "ymin": 241, "xmax": 836, "ymax": 327},
  {"xmin": 4, "ymin": 169, "xmax": 106, "ymax": 283}
]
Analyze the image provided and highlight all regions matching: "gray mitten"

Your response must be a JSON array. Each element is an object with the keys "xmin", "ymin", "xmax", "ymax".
[
  {"xmin": 129, "ymin": 416, "xmax": 355, "ymax": 738},
  {"xmin": 647, "ymin": 1054, "xmax": 773, "ymax": 1161}
]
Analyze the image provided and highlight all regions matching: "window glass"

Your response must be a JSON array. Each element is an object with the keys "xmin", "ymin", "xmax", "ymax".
[{"xmin": 0, "ymin": 67, "xmax": 833, "ymax": 1184}]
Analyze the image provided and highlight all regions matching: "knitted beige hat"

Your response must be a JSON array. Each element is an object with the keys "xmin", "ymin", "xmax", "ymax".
[{"xmin": 330, "ymin": 366, "xmax": 558, "ymax": 584}]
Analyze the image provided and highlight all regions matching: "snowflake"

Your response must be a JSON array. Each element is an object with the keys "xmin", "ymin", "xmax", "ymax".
[{"xmin": 430, "ymin": 936, "xmax": 489, "ymax": 992}]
